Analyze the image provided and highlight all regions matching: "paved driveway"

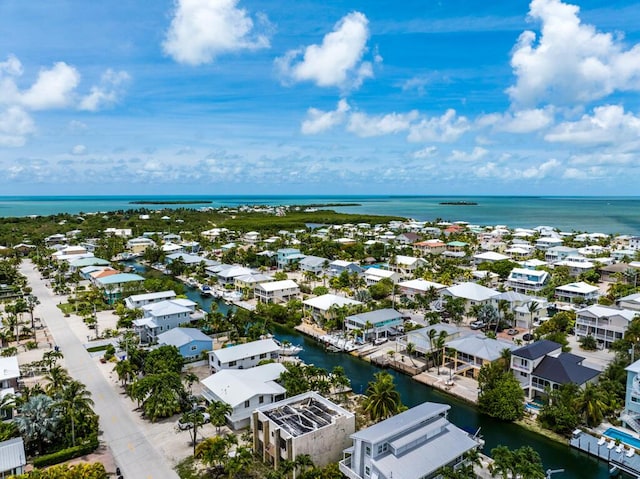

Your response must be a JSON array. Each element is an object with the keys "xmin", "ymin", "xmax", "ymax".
[{"xmin": 20, "ymin": 260, "xmax": 179, "ymax": 479}]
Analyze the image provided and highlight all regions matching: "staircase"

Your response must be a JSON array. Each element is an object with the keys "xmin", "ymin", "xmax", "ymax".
[{"xmin": 621, "ymin": 412, "xmax": 640, "ymax": 434}]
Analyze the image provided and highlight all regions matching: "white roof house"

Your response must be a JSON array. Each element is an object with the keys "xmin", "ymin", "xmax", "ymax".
[
  {"xmin": 555, "ymin": 282, "xmax": 600, "ymax": 302},
  {"xmin": 339, "ymin": 402, "xmax": 481, "ymax": 479},
  {"xmin": 125, "ymin": 290, "xmax": 176, "ymax": 309},
  {"xmin": 473, "ymin": 251, "xmax": 510, "ymax": 264},
  {"xmin": 209, "ymin": 338, "xmax": 280, "ymax": 372},
  {"xmin": 0, "ymin": 438, "xmax": 26, "ymax": 477},
  {"xmin": 397, "ymin": 279, "xmax": 446, "ymax": 295},
  {"xmin": 364, "ymin": 268, "xmax": 401, "ymax": 285},
  {"xmin": 303, "ymin": 294, "xmax": 363, "ymax": 313},
  {"xmin": 442, "ymin": 282, "xmax": 500, "ymax": 303},
  {"xmin": 254, "ymin": 280, "xmax": 300, "ymax": 304},
  {"xmin": 201, "ymin": 363, "xmax": 287, "ymax": 429}
]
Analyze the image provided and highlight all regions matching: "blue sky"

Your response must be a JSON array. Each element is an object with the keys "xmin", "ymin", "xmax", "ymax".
[{"xmin": 1, "ymin": 0, "xmax": 640, "ymax": 196}]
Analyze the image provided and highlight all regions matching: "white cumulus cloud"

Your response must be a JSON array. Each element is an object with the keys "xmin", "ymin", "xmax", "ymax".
[
  {"xmin": 412, "ymin": 146, "xmax": 438, "ymax": 159},
  {"xmin": 545, "ymin": 104, "xmax": 640, "ymax": 145},
  {"xmin": 477, "ymin": 108, "xmax": 554, "ymax": 133},
  {"xmin": 301, "ymin": 99, "xmax": 350, "ymax": 134},
  {"xmin": 79, "ymin": 69, "xmax": 130, "ymax": 111},
  {"xmin": 20, "ymin": 62, "xmax": 80, "ymax": 110},
  {"xmin": 508, "ymin": 0, "xmax": 640, "ymax": 107},
  {"xmin": 163, "ymin": 0, "xmax": 270, "ymax": 65},
  {"xmin": 448, "ymin": 147, "xmax": 489, "ymax": 162},
  {"xmin": 408, "ymin": 109, "xmax": 470, "ymax": 143},
  {"xmin": 0, "ymin": 106, "xmax": 35, "ymax": 147},
  {"xmin": 276, "ymin": 12, "xmax": 374, "ymax": 89},
  {"xmin": 347, "ymin": 110, "xmax": 418, "ymax": 137}
]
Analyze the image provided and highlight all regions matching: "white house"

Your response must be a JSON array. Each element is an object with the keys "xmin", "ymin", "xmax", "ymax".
[
  {"xmin": 254, "ymin": 280, "xmax": 300, "ymax": 304},
  {"xmin": 133, "ymin": 299, "xmax": 198, "ymax": 343},
  {"xmin": 302, "ymin": 294, "xmax": 363, "ymax": 322},
  {"xmin": 338, "ymin": 402, "xmax": 481, "ymax": 479},
  {"xmin": 253, "ymin": 392, "xmax": 355, "ymax": 470},
  {"xmin": 575, "ymin": 305, "xmax": 637, "ymax": 349},
  {"xmin": 208, "ymin": 338, "xmax": 280, "ymax": 372},
  {"xmin": 473, "ymin": 251, "xmax": 510, "ymax": 265},
  {"xmin": 555, "ymin": 281, "xmax": 600, "ymax": 303},
  {"xmin": 389, "ymin": 255, "xmax": 427, "ymax": 279},
  {"xmin": 555, "ymin": 256, "xmax": 596, "ymax": 277},
  {"xmin": 545, "ymin": 246, "xmax": 578, "ymax": 263},
  {"xmin": 441, "ymin": 282, "xmax": 501, "ymax": 314},
  {"xmin": 298, "ymin": 255, "xmax": 329, "ymax": 275},
  {"xmin": 619, "ymin": 293, "xmax": 640, "ymax": 312},
  {"xmin": 124, "ymin": 290, "xmax": 177, "ymax": 310},
  {"xmin": 201, "ymin": 363, "xmax": 287, "ymax": 429},
  {"xmin": 0, "ymin": 438, "xmax": 26, "ymax": 477},
  {"xmin": 397, "ymin": 279, "xmax": 446, "ymax": 299},
  {"xmin": 506, "ymin": 268, "xmax": 549, "ymax": 294},
  {"xmin": 363, "ymin": 268, "xmax": 401, "ymax": 286}
]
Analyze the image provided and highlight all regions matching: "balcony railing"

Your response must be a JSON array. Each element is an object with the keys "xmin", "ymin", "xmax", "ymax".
[{"xmin": 338, "ymin": 459, "xmax": 362, "ymax": 479}]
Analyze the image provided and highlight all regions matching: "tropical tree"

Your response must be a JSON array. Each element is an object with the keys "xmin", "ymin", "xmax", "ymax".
[
  {"xmin": 405, "ymin": 342, "xmax": 416, "ymax": 366},
  {"xmin": 576, "ymin": 382, "xmax": 609, "ymax": 427},
  {"xmin": 362, "ymin": 371, "xmax": 405, "ymax": 422},
  {"xmin": 478, "ymin": 362, "xmax": 524, "ymax": 421},
  {"xmin": 208, "ymin": 400, "xmax": 233, "ymax": 434},
  {"xmin": 195, "ymin": 435, "xmax": 228, "ymax": 472},
  {"xmin": 44, "ymin": 365, "xmax": 71, "ymax": 395},
  {"xmin": 14, "ymin": 394, "xmax": 62, "ymax": 455},
  {"xmin": 129, "ymin": 372, "xmax": 187, "ymax": 421},
  {"xmin": 57, "ymin": 380, "xmax": 97, "ymax": 447}
]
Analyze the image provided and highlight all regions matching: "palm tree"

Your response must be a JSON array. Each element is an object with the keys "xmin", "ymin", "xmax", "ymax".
[
  {"xmin": 526, "ymin": 301, "xmax": 540, "ymax": 339},
  {"xmin": 15, "ymin": 394, "xmax": 62, "ymax": 455},
  {"xmin": 183, "ymin": 372, "xmax": 199, "ymax": 395},
  {"xmin": 58, "ymin": 380, "xmax": 95, "ymax": 447},
  {"xmin": 44, "ymin": 365, "xmax": 71, "ymax": 395},
  {"xmin": 362, "ymin": 371, "xmax": 404, "ymax": 422},
  {"xmin": 576, "ymin": 383, "xmax": 608, "ymax": 427},
  {"xmin": 196, "ymin": 436, "xmax": 228, "ymax": 470},
  {"xmin": 434, "ymin": 330, "xmax": 448, "ymax": 375},
  {"xmin": 498, "ymin": 348, "xmax": 512, "ymax": 372},
  {"xmin": 405, "ymin": 342, "xmax": 416, "ymax": 366},
  {"xmin": 295, "ymin": 454, "xmax": 314, "ymax": 476},
  {"xmin": 208, "ymin": 400, "xmax": 233, "ymax": 434}
]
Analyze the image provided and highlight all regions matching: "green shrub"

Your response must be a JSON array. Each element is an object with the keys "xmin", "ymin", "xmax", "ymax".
[
  {"xmin": 25, "ymin": 341, "xmax": 38, "ymax": 350},
  {"xmin": 32, "ymin": 436, "xmax": 99, "ymax": 468}
]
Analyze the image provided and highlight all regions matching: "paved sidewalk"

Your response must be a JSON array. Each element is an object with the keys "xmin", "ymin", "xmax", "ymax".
[{"xmin": 20, "ymin": 259, "xmax": 179, "ymax": 479}]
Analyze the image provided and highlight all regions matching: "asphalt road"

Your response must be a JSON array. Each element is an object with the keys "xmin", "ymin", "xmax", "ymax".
[{"xmin": 20, "ymin": 260, "xmax": 179, "ymax": 479}]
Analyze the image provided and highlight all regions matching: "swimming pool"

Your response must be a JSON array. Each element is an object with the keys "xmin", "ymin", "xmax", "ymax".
[{"xmin": 604, "ymin": 427, "xmax": 640, "ymax": 449}]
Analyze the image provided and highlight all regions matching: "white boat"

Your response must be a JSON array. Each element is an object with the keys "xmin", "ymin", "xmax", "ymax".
[
  {"xmin": 199, "ymin": 284, "xmax": 212, "ymax": 295},
  {"xmin": 275, "ymin": 339, "xmax": 303, "ymax": 356}
]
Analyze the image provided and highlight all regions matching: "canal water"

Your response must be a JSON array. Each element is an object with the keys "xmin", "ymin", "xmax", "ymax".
[{"xmin": 136, "ymin": 265, "xmax": 611, "ymax": 479}]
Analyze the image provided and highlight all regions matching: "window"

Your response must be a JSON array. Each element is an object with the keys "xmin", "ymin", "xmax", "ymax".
[
  {"xmin": 244, "ymin": 400, "xmax": 250, "ymax": 408},
  {"xmin": 191, "ymin": 345, "xmax": 197, "ymax": 351},
  {"xmin": 365, "ymin": 446, "xmax": 371, "ymax": 456},
  {"xmin": 260, "ymin": 353, "xmax": 267, "ymax": 359},
  {"xmin": 259, "ymin": 395, "xmax": 264, "ymax": 404},
  {"xmin": 229, "ymin": 361, "xmax": 237, "ymax": 367},
  {"xmin": 365, "ymin": 466, "xmax": 370, "ymax": 477}
]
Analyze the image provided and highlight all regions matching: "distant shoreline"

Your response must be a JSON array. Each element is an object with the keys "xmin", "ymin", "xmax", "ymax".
[
  {"xmin": 439, "ymin": 201, "xmax": 478, "ymax": 206},
  {"xmin": 129, "ymin": 200, "xmax": 213, "ymax": 205}
]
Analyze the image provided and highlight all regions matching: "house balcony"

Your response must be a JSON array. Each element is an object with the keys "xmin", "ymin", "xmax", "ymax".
[
  {"xmin": 511, "ymin": 363, "xmax": 531, "ymax": 374},
  {"xmin": 338, "ymin": 459, "xmax": 362, "ymax": 479}
]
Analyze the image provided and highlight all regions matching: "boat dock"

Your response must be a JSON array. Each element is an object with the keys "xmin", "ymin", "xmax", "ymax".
[{"xmin": 570, "ymin": 429, "xmax": 640, "ymax": 478}]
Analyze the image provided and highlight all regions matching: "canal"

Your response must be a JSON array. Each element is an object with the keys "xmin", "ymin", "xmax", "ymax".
[{"xmin": 135, "ymin": 265, "xmax": 611, "ymax": 479}]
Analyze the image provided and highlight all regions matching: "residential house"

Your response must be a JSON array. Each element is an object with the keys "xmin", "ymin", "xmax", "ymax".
[
  {"xmin": 535, "ymin": 237, "xmax": 564, "ymax": 251},
  {"xmin": 395, "ymin": 232, "xmax": 421, "ymax": 245},
  {"xmin": 598, "ymin": 263, "xmax": 634, "ymax": 282},
  {"xmin": 555, "ymin": 281, "xmax": 600, "ymax": 304},
  {"xmin": 413, "ymin": 239, "xmax": 446, "ymax": 256},
  {"xmin": 364, "ymin": 268, "xmax": 401, "ymax": 286},
  {"xmin": 345, "ymin": 309, "xmax": 403, "ymax": 341},
  {"xmin": 397, "ymin": 279, "xmax": 446, "ymax": 300},
  {"xmin": 545, "ymin": 246, "xmax": 578, "ymax": 263},
  {"xmin": 216, "ymin": 266, "xmax": 255, "ymax": 286},
  {"xmin": 0, "ymin": 357, "xmax": 20, "ymax": 420},
  {"xmin": 441, "ymin": 282, "xmax": 501, "ymax": 315},
  {"xmin": 234, "ymin": 273, "xmax": 274, "ymax": 296},
  {"xmin": 505, "ymin": 245, "xmax": 535, "ymax": 260},
  {"xmin": 491, "ymin": 291, "xmax": 548, "ymax": 330},
  {"xmin": 0, "ymin": 438, "xmax": 26, "ymax": 477},
  {"xmin": 67, "ymin": 257, "xmax": 110, "ymax": 273},
  {"xmin": 253, "ymin": 392, "xmax": 355, "ymax": 470},
  {"xmin": 388, "ymin": 255, "xmax": 427, "ymax": 279},
  {"xmin": 94, "ymin": 273, "xmax": 145, "ymax": 304},
  {"xmin": 473, "ymin": 251, "xmax": 510, "ymax": 265},
  {"xmin": 444, "ymin": 334, "xmax": 516, "ymax": 379},
  {"xmin": 157, "ymin": 327, "xmax": 213, "ymax": 361},
  {"xmin": 622, "ymin": 359, "xmax": 640, "ymax": 433},
  {"xmin": 298, "ymin": 255, "xmax": 329, "ymax": 275},
  {"xmin": 161, "ymin": 242, "xmax": 183, "ymax": 255},
  {"xmin": 506, "ymin": 268, "xmax": 550, "ymax": 294},
  {"xmin": 104, "ymin": 227, "xmax": 132, "ymax": 237},
  {"xmin": 277, "ymin": 248, "xmax": 305, "ymax": 269},
  {"xmin": 575, "ymin": 305, "xmax": 637, "ymax": 349},
  {"xmin": 51, "ymin": 245, "xmax": 92, "ymax": 262},
  {"xmin": 396, "ymin": 324, "xmax": 460, "ymax": 357},
  {"xmin": 201, "ymin": 363, "xmax": 287, "ymax": 429},
  {"xmin": 510, "ymin": 340, "xmax": 599, "ymax": 401},
  {"xmin": 166, "ymin": 252, "xmax": 215, "ymax": 267},
  {"xmin": 329, "ymin": 260, "xmax": 364, "ymax": 277},
  {"xmin": 555, "ymin": 256, "xmax": 596, "ymax": 277},
  {"xmin": 244, "ymin": 231, "xmax": 261, "ymax": 244},
  {"xmin": 630, "ymin": 236, "xmax": 640, "ymax": 251},
  {"xmin": 126, "ymin": 236, "xmax": 156, "ymax": 254},
  {"xmin": 208, "ymin": 338, "xmax": 280, "ymax": 373},
  {"xmin": 618, "ymin": 293, "xmax": 640, "ymax": 312},
  {"xmin": 302, "ymin": 294, "xmax": 363, "ymax": 323},
  {"xmin": 254, "ymin": 280, "xmax": 300, "ymax": 304},
  {"xmin": 338, "ymin": 402, "xmax": 482, "ymax": 479},
  {"xmin": 124, "ymin": 290, "xmax": 176, "ymax": 310},
  {"xmin": 0, "ymin": 284, "xmax": 20, "ymax": 301},
  {"xmin": 444, "ymin": 241, "xmax": 468, "ymax": 258},
  {"xmin": 133, "ymin": 298, "xmax": 198, "ymax": 343}
]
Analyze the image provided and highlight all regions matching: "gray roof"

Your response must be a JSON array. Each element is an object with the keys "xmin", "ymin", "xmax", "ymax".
[
  {"xmin": 299, "ymin": 255, "xmax": 329, "ymax": 268},
  {"xmin": 533, "ymin": 353, "xmax": 599, "ymax": 385},
  {"xmin": 352, "ymin": 402, "xmax": 449, "ymax": 442},
  {"xmin": 512, "ymin": 340, "xmax": 562, "ymax": 360},
  {"xmin": 157, "ymin": 327, "xmax": 213, "ymax": 348},
  {"xmin": 0, "ymin": 437, "xmax": 26, "ymax": 473},
  {"xmin": 446, "ymin": 334, "xmax": 516, "ymax": 361},
  {"xmin": 212, "ymin": 338, "xmax": 279, "ymax": 364}
]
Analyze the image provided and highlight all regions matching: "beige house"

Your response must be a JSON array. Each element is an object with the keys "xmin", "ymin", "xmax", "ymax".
[{"xmin": 255, "ymin": 280, "xmax": 300, "ymax": 304}]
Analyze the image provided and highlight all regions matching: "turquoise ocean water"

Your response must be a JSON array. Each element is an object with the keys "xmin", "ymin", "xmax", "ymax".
[{"xmin": 0, "ymin": 195, "xmax": 639, "ymax": 234}]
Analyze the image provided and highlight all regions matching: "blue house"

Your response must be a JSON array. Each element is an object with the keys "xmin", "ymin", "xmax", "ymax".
[
  {"xmin": 276, "ymin": 248, "xmax": 305, "ymax": 269},
  {"xmin": 622, "ymin": 360, "xmax": 640, "ymax": 433},
  {"xmin": 156, "ymin": 327, "xmax": 213, "ymax": 361}
]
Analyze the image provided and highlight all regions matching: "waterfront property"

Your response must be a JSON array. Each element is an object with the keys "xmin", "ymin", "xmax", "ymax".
[
  {"xmin": 126, "ymin": 236, "xmax": 156, "ymax": 254},
  {"xmin": 338, "ymin": 402, "xmax": 481, "ymax": 479},
  {"xmin": 94, "ymin": 272, "xmax": 145, "ymax": 304},
  {"xmin": 208, "ymin": 338, "xmax": 280, "ymax": 373},
  {"xmin": 444, "ymin": 334, "xmax": 516, "ymax": 379},
  {"xmin": 132, "ymin": 298, "xmax": 198, "ymax": 343},
  {"xmin": 396, "ymin": 323, "xmax": 460, "ymax": 357},
  {"xmin": 302, "ymin": 294, "xmax": 363, "ymax": 323},
  {"xmin": 124, "ymin": 290, "xmax": 176, "ymax": 310},
  {"xmin": 510, "ymin": 340, "xmax": 599, "ymax": 401},
  {"xmin": 201, "ymin": 363, "xmax": 287, "ymax": 430},
  {"xmin": 156, "ymin": 327, "xmax": 213, "ymax": 361},
  {"xmin": 254, "ymin": 279, "xmax": 300, "ymax": 304},
  {"xmin": 575, "ymin": 305, "xmax": 637, "ymax": 349},
  {"xmin": 345, "ymin": 309, "xmax": 403, "ymax": 342},
  {"xmin": 252, "ymin": 392, "xmax": 355, "ymax": 470},
  {"xmin": 622, "ymin": 359, "xmax": 640, "ymax": 434},
  {"xmin": 491, "ymin": 291, "xmax": 548, "ymax": 330}
]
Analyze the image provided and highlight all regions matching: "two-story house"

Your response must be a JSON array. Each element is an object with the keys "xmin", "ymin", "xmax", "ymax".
[
  {"xmin": 555, "ymin": 281, "xmax": 600, "ymax": 304},
  {"xmin": 388, "ymin": 255, "xmax": 427, "ymax": 279},
  {"xmin": 506, "ymin": 268, "xmax": 550, "ymax": 294},
  {"xmin": 345, "ymin": 309, "xmax": 403, "ymax": 342},
  {"xmin": 208, "ymin": 338, "xmax": 280, "ymax": 372},
  {"xmin": 124, "ymin": 290, "xmax": 176, "ymax": 310},
  {"xmin": 339, "ymin": 402, "xmax": 482, "ymax": 479},
  {"xmin": 575, "ymin": 305, "xmax": 637, "ymax": 349},
  {"xmin": 254, "ymin": 280, "xmax": 300, "ymax": 304},
  {"xmin": 133, "ymin": 298, "xmax": 197, "ymax": 343}
]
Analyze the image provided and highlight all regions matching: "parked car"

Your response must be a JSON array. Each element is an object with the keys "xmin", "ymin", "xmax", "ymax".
[
  {"xmin": 177, "ymin": 410, "xmax": 210, "ymax": 430},
  {"xmin": 522, "ymin": 333, "xmax": 534, "ymax": 342},
  {"xmin": 470, "ymin": 321, "xmax": 485, "ymax": 330},
  {"xmin": 507, "ymin": 329, "xmax": 518, "ymax": 336}
]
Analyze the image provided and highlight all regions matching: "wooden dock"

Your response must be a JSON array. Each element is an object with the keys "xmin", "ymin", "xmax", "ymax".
[{"xmin": 570, "ymin": 429, "xmax": 640, "ymax": 478}]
